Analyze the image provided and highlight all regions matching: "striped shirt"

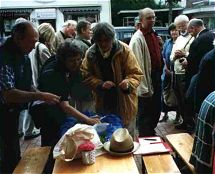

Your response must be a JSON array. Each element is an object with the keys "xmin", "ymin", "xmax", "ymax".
[{"xmin": 190, "ymin": 91, "xmax": 215, "ymax": 174}]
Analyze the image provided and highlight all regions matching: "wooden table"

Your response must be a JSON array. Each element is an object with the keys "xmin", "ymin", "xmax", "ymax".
[
  {"xmin": 52, "ymin": 154, "xmax": 139, "ymax": 174},
  {"xmin": 143, "ymin": 153, "xmax": 181, "ymax": 174}
]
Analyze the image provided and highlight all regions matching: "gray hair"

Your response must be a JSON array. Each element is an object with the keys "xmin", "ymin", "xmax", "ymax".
[
  {"xmin": 174, "ymin": 15, "xmax": 189, "ymax": 25},
  {"xmin": 62, "ymin": 20, "xmax": 77, "ymax": 28},
  {"xmin": 15, "ymin": 17, "xmax": 27, "ymax": 24},
  {"xmin": 92, "ymin": 22, "xmax": 115, "ymax": 42},
  {"xmin": 188, "ymin": 18, "xmax": 204, "ymax": 28},
  {"xmin": 139, "ymin": 8, "xmax": 154, "ymax": 20}
]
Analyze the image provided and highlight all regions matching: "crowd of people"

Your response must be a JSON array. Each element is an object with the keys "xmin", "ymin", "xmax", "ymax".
[{"xmin": 0, "ymin": 7, "xmax": 214, "ymax": 174}]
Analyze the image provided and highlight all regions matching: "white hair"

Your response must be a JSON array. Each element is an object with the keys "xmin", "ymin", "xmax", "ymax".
[
  {"xmin": 62, "ymin": 20, "xmax": 77, "ymax": 28},
  {"xmin": 15, "ymin": 17, "xmax": 27, "ymax": 24},
  {"xmin": 174, "ymin": 15, "xmax": 189, "ymax": 25}
]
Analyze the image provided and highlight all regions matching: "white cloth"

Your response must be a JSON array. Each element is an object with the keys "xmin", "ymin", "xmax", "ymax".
[
  {"xmin": 170, "ymin": 34, "xmax": 194, "ymax": 74},
  {"xmin": 18, "ymin": 109, "xmax": 35, "ymax": 136}
]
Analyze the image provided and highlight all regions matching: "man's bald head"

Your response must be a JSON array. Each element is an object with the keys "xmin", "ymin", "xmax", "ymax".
[
  {"xmin": 12, "ymin": 21, "xmax": 39, "ymax": 54},
  {"xmin": 139, "ymin": 8, "xmax": 154, "ymax": 20},
  {"xmin": 139, "ymin": 8, "xmax": 156, "ymax": 30}
]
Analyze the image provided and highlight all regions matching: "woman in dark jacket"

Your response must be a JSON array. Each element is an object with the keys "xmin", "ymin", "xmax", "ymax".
[{"xmin": 38, "ymin": 40, "xmax": 100, "ymax": 147}]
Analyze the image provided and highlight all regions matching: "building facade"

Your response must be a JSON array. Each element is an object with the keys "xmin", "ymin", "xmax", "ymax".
[
  {"xmin": 0, "ymin": 0, "xmax": 111, "ymax": 36},
  {"xmin": 183, "ymin": 0, "xmax": 215, "ymax": 29}
]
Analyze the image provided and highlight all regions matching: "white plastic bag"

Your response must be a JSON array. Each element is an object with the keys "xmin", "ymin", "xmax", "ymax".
[{"xmin": 53, "ymin": 124, "xmax": 103, "ymax": 161}]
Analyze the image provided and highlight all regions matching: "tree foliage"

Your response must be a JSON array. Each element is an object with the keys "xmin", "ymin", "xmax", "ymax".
[
  {"xmin": 111, "ymin": 0, "xmax": 159, "ymax": 25},
  {"xmin": 111, "ymin": 0, "xmax": 181, "ymax": 26}
]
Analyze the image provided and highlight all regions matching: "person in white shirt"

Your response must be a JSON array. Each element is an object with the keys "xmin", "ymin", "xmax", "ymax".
[{"xmin": 170, "ymin": 15, "xmax": 194, "ymax": 128}]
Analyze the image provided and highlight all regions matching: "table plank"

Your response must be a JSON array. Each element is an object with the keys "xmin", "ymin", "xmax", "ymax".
[
  {"xmin": 143, "ymin": 153, "xmax": 181, "ymax": 174},
  {"xmin": 166, "ymin": 133, "xmax": 195, "ymax": 174},
  {"xmin": 53, "ymin": 154, "xmax": 139, "ymax": 174}
]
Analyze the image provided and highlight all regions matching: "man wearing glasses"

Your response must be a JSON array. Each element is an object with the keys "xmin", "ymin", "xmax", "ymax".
[{"xmin": 129, "ymin": 8, "xmax": 163, "ymax": 136}]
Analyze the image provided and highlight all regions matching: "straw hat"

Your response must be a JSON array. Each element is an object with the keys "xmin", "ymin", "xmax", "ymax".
[{"xmin": 103, "ymin": 128, "xmax": 139, "ymax": 156}]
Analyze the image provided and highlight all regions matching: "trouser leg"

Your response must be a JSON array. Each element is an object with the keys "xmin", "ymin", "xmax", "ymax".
[
  {"xmin": 0, "ymin": 109, "xmax": 21, "ymax": 173},
  {"xmin": 138, "ymin": 71, "xmax": 161, "ymax": 137},
  {"xmin": 23, "ymin": 109, "xmax": 35, "ymax": 136}
]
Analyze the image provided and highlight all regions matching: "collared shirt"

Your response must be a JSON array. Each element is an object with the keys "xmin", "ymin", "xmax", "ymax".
[
  {"xmin": 60, "ymin": 31, "xmax": 67, "ymax": 40},
  {"xmin": 141, "ymin": 28, "xmax": 162, "ymax": 71},
  {"xmin": 0, "ymin": 37, "xmax": 32, "ymax": 105},
  {"xmin": 190, "ymin": 91, "xmax": 215, "ymax": 174}
]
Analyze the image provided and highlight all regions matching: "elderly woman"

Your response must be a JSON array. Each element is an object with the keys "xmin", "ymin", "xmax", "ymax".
[
  {"xmin": 81, "ymin": 22, "xmax": 143, "ymax": 137},
  {"xmin": 38, "ymin": 40, "xmax": 100, "ymax": 147}
]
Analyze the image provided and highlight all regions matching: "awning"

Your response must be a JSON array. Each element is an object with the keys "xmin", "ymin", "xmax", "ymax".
[
  {"xmin": 0, "ymin": 8, "xmax": 33, "ymax": 13},
  {"xmin": 59, "ymin": 6, "xmax": 101, "ymax": 14}
]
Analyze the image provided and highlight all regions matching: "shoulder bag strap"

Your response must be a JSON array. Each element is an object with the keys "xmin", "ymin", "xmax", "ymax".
[
  {"xmin": 183, "ymin": 36, "xmax": 193, "ymax": 50},
  {"xmin": 36, "ymin": 43, "xmax": 42, "ymax": 74}
]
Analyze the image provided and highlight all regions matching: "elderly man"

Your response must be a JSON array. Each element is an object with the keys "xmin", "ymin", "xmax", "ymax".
[
  {"xmin": 55, "ymin": 20, "xmax": 77, "ymax": 49},
  {"xmin": 181, "ymin": 19, "xmax": 215, "ymax": 131},
  {"xmin": 81, "ymin": 22, "xmax": 143, "ymax": 137},
  {"xmin": 170, "ymin": 15, "xmax": 194, "ymax": 129},
  {"xmin": 129, "ymin": 8, "xmax": 163, "ymax": 136},
  {"xmin": 0, "ymin": 21, "xmax": 60, "ymax": 173},
  {"xmin": 183, "ymin": 18, "xmax": 215, "ymax": 88}
]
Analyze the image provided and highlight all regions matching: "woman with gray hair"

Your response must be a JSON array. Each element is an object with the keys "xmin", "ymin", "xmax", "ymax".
[{"xmin": 81, "ymin": 22, "xmax": 143, "ymax": 137}]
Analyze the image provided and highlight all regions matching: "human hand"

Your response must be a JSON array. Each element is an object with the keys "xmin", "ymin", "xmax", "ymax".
[
  {"xmin": 102, "ymin": 81, "xmax": 116, "ymax": 90},
  {"xmin": 86, "ymin": 116, "xmax": 101, "ymax": 125},
  {"xmin": 174, "ymin": 50, "xmax": 186, "ymax": 59},
  {"xmin": 118, "ymin": 79, "xmax": 129, "ymax": 90},
  {"xmin": 40, "ymin": 92, "xmax": 60, "ymax": 104}
]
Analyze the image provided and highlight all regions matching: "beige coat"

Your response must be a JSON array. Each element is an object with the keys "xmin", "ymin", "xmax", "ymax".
[
  {"xmin": 129, "ymin": 30, "xmax": 154, "ymax": 97},
  {"xmin": 81, "ymin": 41, "xmax": 143, "ymax": 126}
]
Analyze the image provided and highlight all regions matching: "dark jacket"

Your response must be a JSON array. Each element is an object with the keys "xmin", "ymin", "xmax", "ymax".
[
  {"xmin": 186, "ymin": 29, "xmax": 215, "ymax": 89},
  {"xmin": 195, "ymin": 48, "xmax": 215, "ymax": 113}
]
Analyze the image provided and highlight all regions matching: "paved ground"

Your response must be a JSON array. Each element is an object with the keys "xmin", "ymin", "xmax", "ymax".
[{"xmin": 19, "ymin": 111, "xmax": 186, "ymax": 173}]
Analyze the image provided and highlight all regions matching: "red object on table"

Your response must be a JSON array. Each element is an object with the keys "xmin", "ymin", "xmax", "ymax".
[{"xmin": 78, "ymin": 141, "xmax": 95, "ymax": 151}]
